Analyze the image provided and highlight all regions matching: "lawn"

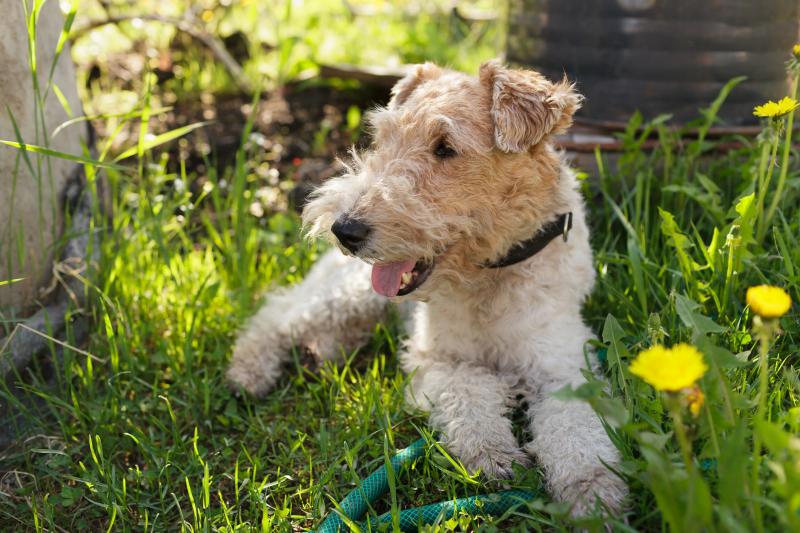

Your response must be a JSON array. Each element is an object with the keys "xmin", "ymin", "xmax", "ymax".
[{"xmin": 1, "ymin": 1, "xmax": 799, "ymax": 532}]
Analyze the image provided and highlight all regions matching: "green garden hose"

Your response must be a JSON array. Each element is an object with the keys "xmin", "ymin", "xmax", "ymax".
[
  {"xmin": 313, "ymin": 438, "xmax": 538, "ymax": 532},
  {"xmin": 359, "ymin": 489, "xmax": 538, "ymax": 532}
]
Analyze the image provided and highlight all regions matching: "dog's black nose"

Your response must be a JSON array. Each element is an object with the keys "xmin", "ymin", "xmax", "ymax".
[{"xmin": 331, "ymin": 216, "xmax": 371, "ymax": 253}]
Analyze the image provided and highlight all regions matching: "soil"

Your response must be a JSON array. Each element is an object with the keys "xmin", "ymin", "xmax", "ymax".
[{"xmin": 109, "ymin": 81, "xmax": 393, "ymax": 216}]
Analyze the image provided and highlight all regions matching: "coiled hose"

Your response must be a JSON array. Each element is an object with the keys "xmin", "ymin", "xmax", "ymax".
[{"xmin": 313, "ymin": 438, "xmax": 537, "ymax": 532}]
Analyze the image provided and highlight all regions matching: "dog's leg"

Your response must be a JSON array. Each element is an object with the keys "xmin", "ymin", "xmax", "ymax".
[
  {"xmin": 523, "ymin": 333, "xmax": 626, "ymax": 515},
  {"xmin": 405, "ymin": 358, "xmax": 528, "ymax": 478},
  {"xmin": 227, "ymin": 249, "xmax": 387, "ymax": 396},
  {"xmin": 526, "ymin": 388, "xmax": 625, "ymax": 515}
]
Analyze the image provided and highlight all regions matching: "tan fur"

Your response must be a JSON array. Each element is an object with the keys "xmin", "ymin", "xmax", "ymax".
[
  {"xmin": 480, "ymin": 59, "xmax": 582, "ymax": 152},
  {"xmin": 229, "ymin": 61, "xmax": 626, "ymax": 517},
  {"xmin": 389, "ymin": 62, "xmax": 444, "ymax": 108},
  {"xmin": 304, "ymin": 63, "xmax": 575, "ymax": 293}
]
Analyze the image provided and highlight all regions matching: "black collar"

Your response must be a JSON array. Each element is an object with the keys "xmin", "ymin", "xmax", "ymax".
[{"xmin": 487, "ymin": 212, "xmax": 573, "ymax": 268}]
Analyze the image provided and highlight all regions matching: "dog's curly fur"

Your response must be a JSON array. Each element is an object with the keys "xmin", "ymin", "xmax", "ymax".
[{"xmin": 227, "ymin": 60, "xmax": 627, "ymax": 516}]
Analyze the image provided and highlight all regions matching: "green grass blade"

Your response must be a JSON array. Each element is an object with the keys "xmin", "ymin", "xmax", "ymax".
[
  {"xmin": 113, "ymin": 121, "xmax": 210, "ymax": 162},
  {"xmin": 52, "ymin": 107, "xmax": 172, "ymax": 138},
  {"xmin": 0, "ymin": 139, "xmax": 129, "ymax": 172}
]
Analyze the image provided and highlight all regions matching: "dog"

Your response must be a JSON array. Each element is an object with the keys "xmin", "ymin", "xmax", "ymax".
[{"xmin": 227, "ymin": 60, "xmax": 626, "ymax": 516}]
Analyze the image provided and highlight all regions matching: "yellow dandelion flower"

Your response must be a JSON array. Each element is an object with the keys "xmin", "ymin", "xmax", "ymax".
[
  {"xmin": 629, "ymin": 343, "xmax": 708, "ymax": 392},
  {"xmin": 753, "ymin": 97, "xmax": 800, "ymax": 119},
  {"xmin": 793, "ymin": 44, "xmax": 800, "ymax": 58},
  {"xmin": 746, "ymin": 285, "xmax": 792, "ymax": 319}
]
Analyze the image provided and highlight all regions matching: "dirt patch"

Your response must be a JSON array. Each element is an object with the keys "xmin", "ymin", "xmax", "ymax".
[{"xmin": 97, "ymin": 82, "xmax": 391, "ymax": 218}]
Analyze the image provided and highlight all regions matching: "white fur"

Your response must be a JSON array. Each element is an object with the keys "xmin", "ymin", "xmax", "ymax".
[
  {"xmin": 227, "ymin": 250, "xmax": 386, "ymax": 396},
  {"xmin": 228, "ymin": 163, "xmax": 626, "ymax": 515},
  {"xmin": 229, "ymin": 62, "xmax": 626, "ymax": 517}
]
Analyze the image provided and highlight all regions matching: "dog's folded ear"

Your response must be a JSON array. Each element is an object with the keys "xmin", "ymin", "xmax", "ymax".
[
  {"xmin": 479, "ymin": 60, "xmax": 582, "ymax": 153},
  {"xmin": 389, "ymin": 62, "xmax": 443, "ymax": 108}
]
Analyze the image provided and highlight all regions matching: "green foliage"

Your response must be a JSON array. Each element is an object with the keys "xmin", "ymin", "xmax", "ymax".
[
  {"xmin": 579, "ymin": 62, "xmax": 800, "ymax": 532},
  {"xmin": 68, "ymin": 0, "xmax": 500, "ymax": 99}
]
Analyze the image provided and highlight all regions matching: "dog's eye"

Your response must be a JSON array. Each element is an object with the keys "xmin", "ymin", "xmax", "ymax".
[{"xmin": 433, "ymin": 140, "xmax": 456, "ymax": 159}]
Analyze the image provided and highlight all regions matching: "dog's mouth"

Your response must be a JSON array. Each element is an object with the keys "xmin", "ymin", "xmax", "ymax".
[{"xmin": 371, "ymin": 259, "xmax": 435, "ymax": 297}]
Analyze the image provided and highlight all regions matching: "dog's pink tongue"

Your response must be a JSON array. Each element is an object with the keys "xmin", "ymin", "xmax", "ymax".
[{"xmin": 371, "ymin": 260, "xmax": 416, "ymax": 297}]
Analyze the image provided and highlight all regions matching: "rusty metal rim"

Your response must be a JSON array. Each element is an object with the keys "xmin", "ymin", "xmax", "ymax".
[
  {"xmin": 574, "ymin": 116, "xmax": 763, "ymax": 137},
  {"xmin": 557, "ymin": 137, "xmax": 750, "ymax": 153}
]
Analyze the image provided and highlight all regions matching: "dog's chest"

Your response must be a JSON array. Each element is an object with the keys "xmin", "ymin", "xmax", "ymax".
[{"xmin": 409, "ymin": 291, "xmax": 560, "ymax": 368}]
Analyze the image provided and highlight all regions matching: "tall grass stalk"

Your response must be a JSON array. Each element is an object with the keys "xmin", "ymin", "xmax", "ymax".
[
  {"xmin": 763, "ymin": 71, "xmax": 800, "ymax": 232},
  {"xmin": 750, "ymin": 316, "xmax": 781, "ymax": 533},
  {"xmin": 755, "ymin": 129, "xmax": 781, "ymax": 243}
]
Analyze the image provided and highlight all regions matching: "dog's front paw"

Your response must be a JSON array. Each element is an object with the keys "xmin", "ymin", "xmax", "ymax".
[
  {"xmin": 226, "ymin": 333, "xmax": 285, "ymax": 397},
  {"xmin": 460, "ymin": 443, "xmax": 530, "ymax": 479},
  {"xmin": 557, "ymin": 466, "xmax": 626, "ymax": 517},
  {"xmin": 226, "ymin": 360, "xmax": 272, "ymax": 397}
]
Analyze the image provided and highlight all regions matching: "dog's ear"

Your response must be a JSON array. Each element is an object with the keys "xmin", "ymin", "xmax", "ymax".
[
  {"xmin": 479, "ymin": 60, "xmax": 582, "ymax": 153},
  {"xmin": 389, "ymin": 62, "xmax": 443, "ymax": 108}
]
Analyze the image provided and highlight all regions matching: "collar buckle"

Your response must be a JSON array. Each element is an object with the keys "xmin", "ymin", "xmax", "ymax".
[{"xmin": 562, "ymin": 212, "xmax": 573, "ymax": 242}]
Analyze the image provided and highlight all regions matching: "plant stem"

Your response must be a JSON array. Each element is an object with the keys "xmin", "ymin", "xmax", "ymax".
[
  {"xmin": 764, "ymin": 73, "xmax": 800, "ymax": 233},
  {"xmin": 703, "ymin": 405, "xmax": 721, "ymax": 457},
  {"xmin": 721, "ymin": 232, "xmax": 737, "ymax": 316},
  {"xmin": 756, "ymin": 134, "xmax": 781, "ymax": 243},
  {"xmin": 750, "ymin": 325, "xmax": 772, "ymax": 533},
  {"xmin": 670, "ymin": 400, "xmax": 695, "ymax": 475},
  {"xmin": 669, "ymin": 397, "xmax": 703, "ymax": 532}
]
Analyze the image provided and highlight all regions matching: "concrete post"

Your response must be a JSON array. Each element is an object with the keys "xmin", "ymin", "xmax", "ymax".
[{"xmin": 0, "ymin": 0, "xmax": 86, "ymax": 316}]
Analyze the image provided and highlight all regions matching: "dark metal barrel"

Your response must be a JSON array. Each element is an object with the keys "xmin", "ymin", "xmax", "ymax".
[{"xmin": 507, "ymin": 0, "xmax": 800, "ymax": 125}]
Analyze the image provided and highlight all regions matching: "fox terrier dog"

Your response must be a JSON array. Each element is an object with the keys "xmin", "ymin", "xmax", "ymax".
[{"xmin": 228, "ymin": 60, "xmax": 626, "ymax": 515}]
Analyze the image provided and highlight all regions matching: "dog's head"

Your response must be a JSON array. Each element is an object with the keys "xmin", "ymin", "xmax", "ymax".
[{"xmin": 302, "ymin": 60, "xmax": 581, "ymax": 299}]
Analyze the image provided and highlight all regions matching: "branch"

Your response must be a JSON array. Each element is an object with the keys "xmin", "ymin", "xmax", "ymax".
[{"xmin": 72, "ymin": 14, "xmax": 254, "ymax": 93}]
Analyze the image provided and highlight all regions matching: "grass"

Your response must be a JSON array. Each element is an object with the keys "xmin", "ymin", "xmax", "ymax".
[{"xmin": 2, "ymin": 2, "xmax": 800, "ymax": 532}]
